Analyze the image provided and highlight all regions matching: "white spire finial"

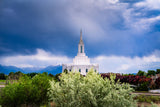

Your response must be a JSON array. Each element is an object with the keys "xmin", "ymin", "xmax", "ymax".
[
  {"xmin": 80, "ymin": 29, "xmax": 82, "ymax": 40},
  {"xmin": 79, "ymin": 29, "xmax": 84, "ymax": 44}
]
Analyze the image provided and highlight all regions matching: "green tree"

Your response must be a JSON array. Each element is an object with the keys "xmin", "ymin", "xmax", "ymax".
[
  {"xmin": 0, "ymin": 73, "xmax": 6, "ymax": 80},
  {"xmin": 49, "ymin": 73, "xmax": 54, "ymax": 78},
  {"xmin": 54, "ymin": 73, "xmax": 61, "ymax": 82},
  {"xmin": 156, "ymin": 69, "xmax": 160, "ymax": 74},
  {"xmin": 48, "ymin": 70, "xmax": 136, "ymax": 107},
  {"xmin": 8, "ymin": 72, "xmax": 14, "ymax": 79},
  {"xmin": 137, "ymin": 70, "xmax": 146, "ymax": 76},
  {"xmin": 147, "ymin": 70, "xmax": 156, "ymax": 76},
  {"xmin": 0, "ymin": 73, "xmax": 52, "ymax": 106},
  {"xmin": 27, "ymin": 72, "xmax": 38, "ymax": 78}
]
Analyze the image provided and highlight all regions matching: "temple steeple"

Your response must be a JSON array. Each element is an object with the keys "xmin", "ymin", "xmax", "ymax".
[
  {"xmin": 79, "ymin": 29, "xmax": 84, "ymax": 44},
  {"xmin": 62, "ymin": 30, "xmax": 99, "ymax": 75},
  {"xmin": 78, "ymin": 29, "xmax": 85, "ymax": 55}
]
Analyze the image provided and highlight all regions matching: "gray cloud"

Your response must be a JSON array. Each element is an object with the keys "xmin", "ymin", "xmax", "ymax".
[{"xmin": 0, "ymin": 0, "xmax": 160, "ymax": 58}]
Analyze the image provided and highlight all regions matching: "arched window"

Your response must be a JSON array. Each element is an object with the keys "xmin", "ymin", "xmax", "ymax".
[
  {"xmin": 81, "ymin": 46, "xmax": 83, "ymax": 53},
  {"xmin": 86, "ymin": 69, "xmax": 88, "ymax": 73},
  {"xmin": 79, "ymin": 69, "xmax": 81, "ymax": 72}
]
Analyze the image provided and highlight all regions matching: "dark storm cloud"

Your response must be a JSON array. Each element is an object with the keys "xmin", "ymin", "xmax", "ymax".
[
  {"xmin": 0, "ymin": 0, "xmax": 160, "ymax": 58},
  {"xmin": 0, "ymin": 0, "xmax": 78, "ymax": 56},
  {"xmin": 0, "ymin": 0, "xmax": 160, "ymax": 73}
]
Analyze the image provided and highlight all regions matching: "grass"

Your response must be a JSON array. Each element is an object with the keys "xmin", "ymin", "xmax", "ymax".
[
  {"xmin": 0, "ymin": 80, "xmax": 6, "ymax": 85},
  {"xmin": 0, "ymin": 80, "xmax": 6, "ymax": 82},
  {"xmin": 134, "ymin": 91, "xmax": 149, "ymax": 93},
  {"xmin": 135, "ymin": 95, "xmax": 160, "ymax": 103}
]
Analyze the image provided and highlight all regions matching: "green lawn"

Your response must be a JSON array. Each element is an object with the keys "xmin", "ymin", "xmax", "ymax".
[{"xmin": 0, "ymin": 80, "xmax": 6, "ymax": 85}]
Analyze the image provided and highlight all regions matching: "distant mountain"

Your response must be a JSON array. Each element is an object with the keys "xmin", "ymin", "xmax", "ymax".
[
  {"xmin": 0, "ymin": 64, "xmax": 62, "ymax": 75},
  {"xmin": 0, "ymin": 65, "xmax": 23, "ymax": 75},
  {"xmin": 39, "ymin": 65, "xmax": 62, "ymax": 75}
]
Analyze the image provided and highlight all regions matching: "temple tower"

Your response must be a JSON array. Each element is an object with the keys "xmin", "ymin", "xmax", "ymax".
[{"xmin": 62, "ymin": 30, "xmax": 99, "ymax": 75}]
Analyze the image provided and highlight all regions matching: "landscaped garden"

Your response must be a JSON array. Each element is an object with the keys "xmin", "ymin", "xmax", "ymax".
[{"xmin": 0, "ymin": 69, "xmax": 160, "ymax": 107}]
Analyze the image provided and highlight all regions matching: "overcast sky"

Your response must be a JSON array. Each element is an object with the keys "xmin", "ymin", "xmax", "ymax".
[{"xmin": 0, "ymin": 0, "xmax": 160, "ymax": 73}]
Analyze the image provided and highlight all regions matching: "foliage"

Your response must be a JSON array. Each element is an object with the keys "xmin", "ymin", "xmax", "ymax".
[
  {"xmin": 149, "ymin": 80, "xmax": 156, "ymax": 90},
  {"xmin": 147, "ymin": 70, "xmax": 156, "ymax": 76},
  {"xmin": 101, "ymin": 74, "xmax": 152, "ymax": 91},
  {"xmin": 0, "ymin": 73, "xmax": 52, "ymax": 106},
  {"xmin": 48, "ymin": 70, "xmax": 136, "ymax": 107},
  {"xmin": 136, "ymin": 82, "xmax": 149, "ymax": 91},
  {"xmin": 0, "ymin": 80, "xmax": 6, "ymax": 82},
  {"xmin": 136, "ymin": 95, "xmax": 160, "ymax": 103},
  {"xmin": 26, "ymin": 72, "xmax": 38, "ymax": 78},
  {"xmin": 0, "ymin": 73, "xmax": 6, "ymax": 80},
  {"xmin": 156, "ymin": 69, "xmax": 160, "ymax": 74},
  {"xmin": 137, "ymin": 70, "xmax": 146, "ymax": 76},
  {"xmin": 101, "ymin": 74, "xmax": 152, "ymax": 85},
  {"xmin": 63, "ymin": 69, "xmax": 68, "ymax": 74},
  {"xmin": 49, "ymin": 73, "xmax": 54, "ymax": 78},
  {"xmin": 155, "ymin": 77, "xmax": 160, "ymax": 89},
  {"xmin": 54, "ymin": 73, "xmax": 61, "ymax": 82},
  {"xmin": 8, "ymin": 71, "xmax": 23, "ymax": 80}
]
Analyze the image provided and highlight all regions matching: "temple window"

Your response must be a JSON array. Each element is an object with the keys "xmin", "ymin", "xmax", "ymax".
[
  {"xmin": 86, "ymin": 69, "xmax": 88, "ymax": 73},
  {"xmin": 81, "ymin": 46, "xmax": 83, "ymax": 53}
]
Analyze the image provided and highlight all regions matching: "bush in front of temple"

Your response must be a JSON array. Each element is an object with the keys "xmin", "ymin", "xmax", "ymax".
[{"xmin": 48, "ymin": 70, "xmax": 136, "ymax": 107}]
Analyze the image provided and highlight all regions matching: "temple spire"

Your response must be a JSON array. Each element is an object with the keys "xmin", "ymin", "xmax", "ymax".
[
  {"xmin": 79, "ymin": 29, "xmax": 84, "ymax": 44},
  {"xmin": 78, "ymin": 29, "xmax": 84, "ymax": 54},
  {"xmin": 80, "ymin": 29, "xmax": 82, "ymax": 41}
]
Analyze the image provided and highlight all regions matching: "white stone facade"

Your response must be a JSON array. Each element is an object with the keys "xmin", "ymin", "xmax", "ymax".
[{"xmin": 62, "ymin": 30, "xmax": 99, "ymax": 75}]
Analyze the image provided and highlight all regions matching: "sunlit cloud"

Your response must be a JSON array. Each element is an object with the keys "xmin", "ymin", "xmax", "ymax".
[
  {"xmin": 1, "ymin": 49, "xmax": 160, "ymax": 73},
  {"xmin": 134, "ymin": 0, "xmax": 160, "ymax": 10},
  {"xmin": 0, "ymin": 49, "xmax": 72, "ymax": 68},
  {"xmin": 92, "ymin": 50, "xmax": 160, "ymax": 73}
]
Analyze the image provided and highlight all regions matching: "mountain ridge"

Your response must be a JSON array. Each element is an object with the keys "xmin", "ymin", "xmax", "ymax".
[{"xmin": 0, "ymin": 64, "xmax": 62, "ymax": 75}]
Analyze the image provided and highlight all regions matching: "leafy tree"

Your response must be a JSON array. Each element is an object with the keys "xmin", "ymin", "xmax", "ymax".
[
  {"xmin": 48, "ymin": 70, "xmax": 136, "ymax": 107},
  {"xmin": 137, "ymin": 70, "xmax": 146, "ymax": 76},
  {"xmin": 0, "ymin": 73, "xmax": 6, "ymax": 80},
  {"xmin": 49, "ymin": 73, "xmax": 54, "ymax": 78},
  {"xmin": 156, "ymin": 69, "xmax": 160, "ymax": 74},
  {"xmin": 147, "ymin": 70, "xmax": 156, "ymax": 76},
  {"xmin": 0, "ymin": 75, "xmax": 31, "ymax": 106},
  {"xmin": 54, "ymin": 73, "xmax": 61, "ymax": 82},
  {"xmin": 14, "ymin": 71, "xmax": 22, "ymax": 75},
  {"xmin": 27, "ymin": 72, "xmax": 38, "ymax": 78},
  {"xmin": 42, "ymin": 72, "xmax": 48, "ymax": 76},
  {"xmin": 0, "ymin": 73, "xmax": 52, "ymax": 106},
  {"xmin": 8, "ymin": 71, "xmax": 23, "ymax": 80},
  {"xmin": 8, "ymin": 72, "xmax": 14, "ymax": 79}
]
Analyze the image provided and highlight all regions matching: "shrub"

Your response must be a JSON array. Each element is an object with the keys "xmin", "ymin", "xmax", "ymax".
[
  {"xmin": 0, "ymin": 73, "xmax": 6, "ymax": 80},
  {"xmin": 0, "ymin": 73, "xmax": 52, "ymax": 106},
  {"xmin": 101, "ymin": 74, "xmax": 152, "ymax": 86},
  {"xmin": 136, "ymin": 95, "xmax": 160, "ymax": 103},
  {"xmin": 48, "ymin": 70, "xmax": 136, "ymax": 107},
  {"xmin": 136, "ymin": 82, "xmax": 149, "ymax": 91},
  {"xmin": 0, "ymin": 76, "xmax": 31, "ymax": 106},
  {"xmin": 27, "ymin": 72, "xmax": 38, "ymax": 78},
  {"xmin": 54, "ymin": 73, "xmax": 61, "ymax": 82},
  {"xmin": 155, "ymin": 77, "xmax": 160, "ymax": 89}
]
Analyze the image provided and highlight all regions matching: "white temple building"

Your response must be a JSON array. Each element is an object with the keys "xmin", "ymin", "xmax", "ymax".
[{"xmin": 62, "ymin": 30, "xmax": 99, "ymax": 75}]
